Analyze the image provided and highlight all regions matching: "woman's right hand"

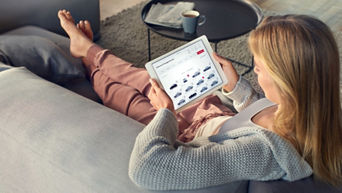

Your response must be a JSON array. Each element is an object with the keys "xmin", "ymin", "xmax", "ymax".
[
  {"xmin": 148, "ymin": 79, "xmax": 176, "ymax": 116},
  {"xmin": 213, "ymin": 52, "xmax": 239, "ymax": 92}
]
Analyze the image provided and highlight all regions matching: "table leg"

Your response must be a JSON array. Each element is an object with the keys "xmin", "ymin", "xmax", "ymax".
[
  {"xmin": 147, "ymin": 28, "xmax": 151, "ymax": 61},
  {"xmin": 241, "ymin": 56, "xmax": 254, "ymax": 76}
]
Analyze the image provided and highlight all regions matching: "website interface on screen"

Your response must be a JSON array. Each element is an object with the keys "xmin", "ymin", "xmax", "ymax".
[{"xmin": 152, "ymin": 40, "xmax": 223, "ymax": 110}]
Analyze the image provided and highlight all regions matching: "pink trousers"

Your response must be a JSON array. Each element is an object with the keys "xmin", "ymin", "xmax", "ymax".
[{"xmin": 83, "ymin": 45, "xmax": 234, "ymax": 142}]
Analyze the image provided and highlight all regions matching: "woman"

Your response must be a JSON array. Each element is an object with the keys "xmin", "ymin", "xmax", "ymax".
[{"xmin": 58, "ymin": 11, "xmax": 342, "ymax": 190}]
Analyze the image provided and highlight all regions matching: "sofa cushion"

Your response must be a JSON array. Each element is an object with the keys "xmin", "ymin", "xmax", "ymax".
[
  {"xmin": 0, "ymin": 34, "xmax": 85, "ymax": 84},
  {"xmin": 248, "ymin": 176, "xmax": 342, "ymax": 193},
  {"xmin": 0, "ymin": 67, "xmax": 249, "ymax": 193}
]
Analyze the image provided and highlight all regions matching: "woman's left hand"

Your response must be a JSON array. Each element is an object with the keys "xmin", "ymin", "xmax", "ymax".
[{"xmin": 148, "ymin": 79, "xmax": 176, "ymax": 115}]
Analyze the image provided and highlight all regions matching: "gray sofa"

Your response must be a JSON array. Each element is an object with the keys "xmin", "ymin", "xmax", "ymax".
[
  {"xmin": 0, "ymin": 0, "xmax": 341, "ymax": 193},
  {"xmin": 0, "ymin": 25, "xmax": 250, "ymax": 193}
]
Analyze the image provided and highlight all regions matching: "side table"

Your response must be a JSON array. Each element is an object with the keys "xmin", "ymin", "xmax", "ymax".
[{"xmin": 141, "ymin": 0, "xmax": 263, "ymax": 75}]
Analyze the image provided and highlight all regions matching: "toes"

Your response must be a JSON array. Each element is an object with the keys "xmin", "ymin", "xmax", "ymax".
[
  {"xmin": 58, "ymin": 9, "xmax": 74, "ymax": 23},
  {"xmin": 84, "ymin": 20, "xmax": 93, "ymax": 40},
  {"xmin": 62, "ymin": 9, "xmax": 68, "ymax": 16},
  {"xmin": 77, "ymin": 21, "xmax": 87, "ymax": 35},
  {"xmin": 66, "ymin": 11, "xmax": 73, "ymax": 20},
  {"xmin": 79, "ymin": 20, "xmax": 85, "ymax": 31},
  {"xmin": 57, "ymin": 10, "xmax": 64, "ymax": 17},
  {"xmin": 84, "ymin": 20, "xmax": 92, "ymax": 31},
  {"xmin": 65, "ymin": 11, "xmax": 70, "ymax": 19},
  {"xmin": 58, "ymin": 11, "xmax": 69, "ymax": 24}
]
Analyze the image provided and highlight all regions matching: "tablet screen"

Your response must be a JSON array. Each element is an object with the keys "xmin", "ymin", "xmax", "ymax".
[{"xmin": 150, "ymin": 39, "xmax": 224, "ymax": 110}]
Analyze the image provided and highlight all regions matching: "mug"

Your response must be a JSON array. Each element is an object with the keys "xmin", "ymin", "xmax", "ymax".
[{"xmin": 181, "ymin": 10, "xmax": 206, "ymax": 34}]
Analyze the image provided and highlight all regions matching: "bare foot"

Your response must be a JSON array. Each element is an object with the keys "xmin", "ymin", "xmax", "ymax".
[{"xmin": 58, "ymin": 10, "xmax": 93, "ymax": 58}]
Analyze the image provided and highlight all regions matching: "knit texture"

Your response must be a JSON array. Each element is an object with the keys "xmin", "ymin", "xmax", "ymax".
[{"xmin": 128, "ymin": 77, "xmax": 312, "ymax": 190}]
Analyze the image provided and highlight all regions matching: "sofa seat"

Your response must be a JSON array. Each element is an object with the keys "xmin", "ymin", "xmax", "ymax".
[{"xmin": 0, "ymin": 66, "xmax": 250, "ymax": 193}]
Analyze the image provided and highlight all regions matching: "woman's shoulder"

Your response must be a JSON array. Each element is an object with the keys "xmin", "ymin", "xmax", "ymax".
[{"xmin": 211, "ymin": 127, "xmax": 313, "ymax": 181}]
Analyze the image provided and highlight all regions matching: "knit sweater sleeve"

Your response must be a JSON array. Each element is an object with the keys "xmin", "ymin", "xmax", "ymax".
[
  {"xmin": 128, "ymin": 109, "xmax": 306, "ymax": 190},
  {"xmin": 222, "ymin": 76, "xmax": 263, "ymax": 112}
]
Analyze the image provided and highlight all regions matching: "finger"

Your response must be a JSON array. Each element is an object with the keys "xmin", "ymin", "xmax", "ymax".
[
  {"xmin": 213, "ymin": 52, "xmax": 231, "ymax": 66},
  {"xmin": 149, "ymin": 85, "xmax": 156, "ymax": 95},
  {"xmin": 213, "ymin": 52, "xmax": 225, "ymax": 62},
  {"xmin": 149, "ymin": 79, "xmax": 161, "ymax": 90},
  {"xmin": 149, "ymin": 78, "xmax": 157, "ymax": 86},
  {"xmin": 148, "ymin": 82, "xmax": 156, "ymax": 99}
]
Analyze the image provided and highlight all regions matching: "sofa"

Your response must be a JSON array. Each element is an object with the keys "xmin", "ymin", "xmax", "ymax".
[{"xmin": 0, "ymin": 0, "xmax": 341, "ymax": 193}]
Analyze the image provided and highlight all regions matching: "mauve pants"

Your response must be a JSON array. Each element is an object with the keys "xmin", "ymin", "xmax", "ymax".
[{"xmin": 83, "ymin": 45, "xmax": 234, "ymax": 142}]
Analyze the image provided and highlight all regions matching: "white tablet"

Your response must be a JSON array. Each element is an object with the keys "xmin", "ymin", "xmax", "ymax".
[{"xmin": 146, "ymin": 35, "xmax": 227, "ymax": 112}]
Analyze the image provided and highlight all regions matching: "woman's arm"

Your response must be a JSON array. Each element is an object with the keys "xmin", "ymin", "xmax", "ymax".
[
  {"xmin": 222, "ymin": 76, "xmax": 263, "ymax": 112},
  {"xmin": 213, "ymin": 53, "xmax": 263, "ymax": 112},
  {"xmin": 128, "ymin": 109, "xmax": 288, "ymax": 190}
]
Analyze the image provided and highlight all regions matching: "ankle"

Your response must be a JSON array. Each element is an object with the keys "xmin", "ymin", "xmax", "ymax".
[
  {"xmin": 81, "ymin": 43, "xmax": 97, "ymax": 61},
  {"xmin": 82, "ymin": 43, "xmax": 103, "ymax": 63},
  {"xmin": 82, "ymin": 41, "xmax": 94, "ymax": 58}
]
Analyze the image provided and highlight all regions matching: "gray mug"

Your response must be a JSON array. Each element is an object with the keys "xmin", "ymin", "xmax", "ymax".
[{"xmin": 181, "ymin": 10, "xmax": 206, "ymax": 34}]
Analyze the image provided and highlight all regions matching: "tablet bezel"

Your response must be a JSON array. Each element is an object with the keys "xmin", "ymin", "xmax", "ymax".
[{"xmin": 145, "ymin": 35, "xmax": 228, "ymax": 112}]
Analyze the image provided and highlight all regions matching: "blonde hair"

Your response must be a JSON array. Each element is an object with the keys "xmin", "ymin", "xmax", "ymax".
[{"xmin": 248, "ymin": 15, "xmax": 342, "ymax": 186}]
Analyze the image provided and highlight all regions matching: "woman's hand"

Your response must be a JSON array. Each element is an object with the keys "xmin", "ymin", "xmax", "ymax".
[
  {"xmin": 148, "ymin": 79, "xmax": 176, "ymax": 115},
  {"xmin": 213, "ymin": 52, "xmax": 239, "ymax": 92}
]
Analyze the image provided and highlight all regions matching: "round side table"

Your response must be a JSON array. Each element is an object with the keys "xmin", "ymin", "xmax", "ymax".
[{"xmin": 141, "ymin": 0, "xmax": 263, "ymax": 75}]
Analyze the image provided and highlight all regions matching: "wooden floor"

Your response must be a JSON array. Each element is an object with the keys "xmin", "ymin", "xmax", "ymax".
[{"xmin": 249, "ymin": 0, "xmax": 342, "ymax": 30}]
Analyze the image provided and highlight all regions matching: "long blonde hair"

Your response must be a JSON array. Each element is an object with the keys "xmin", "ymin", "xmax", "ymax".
[{"xmin": 248, "ymin": 15, "xmax": 342, "ymax": 186}]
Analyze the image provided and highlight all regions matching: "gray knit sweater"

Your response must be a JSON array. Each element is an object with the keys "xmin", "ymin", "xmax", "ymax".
[{"xmin": 128, "ymin": 77, "xmax": 312, "ymax": 190}]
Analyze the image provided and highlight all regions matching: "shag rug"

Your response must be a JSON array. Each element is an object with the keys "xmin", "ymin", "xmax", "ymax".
[{"xmin": 97, "ymin": 1, "xmax": 342, "ymax": 93}]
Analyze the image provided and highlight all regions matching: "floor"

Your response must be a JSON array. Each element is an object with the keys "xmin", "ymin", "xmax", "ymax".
[
  {"xmin": 250, "ymin": 0, "xmax": 342, "ymax": 30},
  {"xmin": 99, "ymin": 0, "xmax": 342, "ymax": 30},
  {"xmin": 99, "ymin": 0, "xmax": 146, "ymax": 20}
]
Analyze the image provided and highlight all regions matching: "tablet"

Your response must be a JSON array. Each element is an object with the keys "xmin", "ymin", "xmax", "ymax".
[{"xmin": 146, "ymin": 35, "xmax": 227, "ymax": 112}]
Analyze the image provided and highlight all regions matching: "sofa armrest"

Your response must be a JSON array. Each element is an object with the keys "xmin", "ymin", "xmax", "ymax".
[{"xmin": 0, "ymin": 67, "xmax": 144, "ymax": 192}]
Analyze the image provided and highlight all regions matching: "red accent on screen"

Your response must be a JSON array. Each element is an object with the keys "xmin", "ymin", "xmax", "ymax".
[{"xmin": 197, "ymin": 49, "xmax": 204, "ymax": 55}]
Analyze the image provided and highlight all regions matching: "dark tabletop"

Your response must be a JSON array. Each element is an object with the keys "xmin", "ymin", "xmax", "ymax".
[{"xmin": 141, "ymin": 0, "xmax": 263, "ymax": 42}]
